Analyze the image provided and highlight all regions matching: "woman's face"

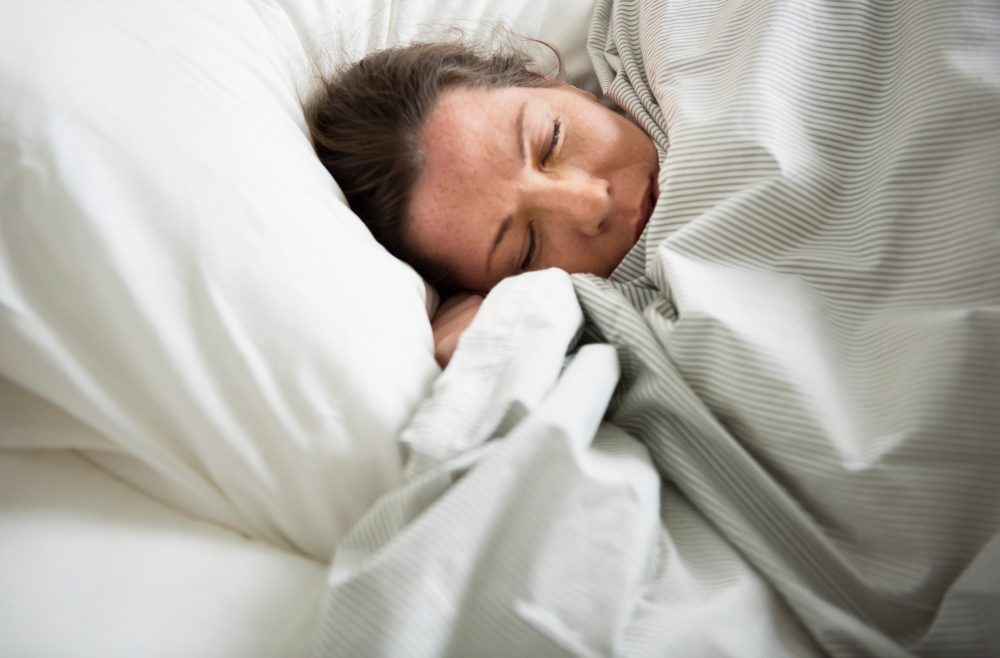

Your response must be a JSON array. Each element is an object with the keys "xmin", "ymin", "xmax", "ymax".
[{"xmin": 406, "ymin": 84, "xmax": 659, "ymax": 292}]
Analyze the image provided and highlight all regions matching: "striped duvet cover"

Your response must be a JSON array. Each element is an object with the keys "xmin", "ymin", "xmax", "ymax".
[{"xmin": 315, "ymin": 1, "xmax": 999, "ymax": 655}]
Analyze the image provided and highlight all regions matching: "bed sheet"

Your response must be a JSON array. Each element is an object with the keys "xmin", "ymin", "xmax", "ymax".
[
  {"xmin": 581, "ymin": 0, "xmax": 1000, "ymax": 653},
  {"xmin": 0, "ymin": 443, "xmax": 325, "ymax": 657},
  {"xmin": 310, "ymin": 270, "xmax": 819, "ymax": 657}
]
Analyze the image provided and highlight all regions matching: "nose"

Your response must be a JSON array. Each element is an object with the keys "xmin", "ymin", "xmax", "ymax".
[{"xmin": 527, "ymin": 168, "xmax": 610, "ymax": 236}]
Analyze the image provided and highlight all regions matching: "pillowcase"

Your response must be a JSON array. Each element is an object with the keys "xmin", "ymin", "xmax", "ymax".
[
  {"xmin": 271, "ymin": 0, "xmax": 600, "ymax": 91},
  {"xmin": 0, "ymin": 0, "xmax": 597, "ymax": 560}
]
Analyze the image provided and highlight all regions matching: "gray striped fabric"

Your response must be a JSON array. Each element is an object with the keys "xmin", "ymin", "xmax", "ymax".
[
  {"xmin": 315, "ymin": 272, "xmax": 819, "ymax": 657},
  {"xmin": 313, "ymin": 1, "xmax": 998, "ymax": 656},
  {"xmin": 581, "ymin": 0, "xmax": 1000, "ymax": 654}
]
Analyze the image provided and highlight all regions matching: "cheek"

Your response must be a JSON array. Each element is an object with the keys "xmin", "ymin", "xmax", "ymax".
[
  {"xmin": 611, "ymin": 115, "xmax": 653, "ymax": 159},
  {"xmin": 580, "ymin": 109, "xmax": 621, "ymax": 146},
  {"xmin": 578, "ymin": 109, "xmax": 647, "ymax": 165}
]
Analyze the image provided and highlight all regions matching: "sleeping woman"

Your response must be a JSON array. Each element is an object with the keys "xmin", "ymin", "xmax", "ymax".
[
  {"xmin": 306, "ymin": 11, "xmax": 1000, "ymax": 655},
  {"xmin": 305, "ymin": 40, "xmax": 659, "ymax": 365}
]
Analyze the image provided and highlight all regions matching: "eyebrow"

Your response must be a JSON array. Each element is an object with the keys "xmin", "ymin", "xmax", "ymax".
[{"xmin": 486, "ymin": 101, "xmax": 529, "ymax": 275}]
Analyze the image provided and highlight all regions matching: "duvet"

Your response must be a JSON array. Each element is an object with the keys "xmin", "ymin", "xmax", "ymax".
[{"xmin": 315, "ymin": 0, "xmax": 1000, "ymax": 655}]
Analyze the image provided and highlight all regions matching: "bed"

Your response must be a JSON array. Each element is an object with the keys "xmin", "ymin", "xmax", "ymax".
[{"xmin": 1, "ymin": 0, "xmax": 997, "ymax": 655}]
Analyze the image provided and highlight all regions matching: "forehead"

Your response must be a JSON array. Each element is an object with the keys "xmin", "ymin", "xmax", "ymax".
[
  {"xmin": 405, "ymin": 87, "xmax": 531, "ymax": 283},
  {"xmin": 418, "ymin": 87, "xmax": 524, "ymax": 189}
]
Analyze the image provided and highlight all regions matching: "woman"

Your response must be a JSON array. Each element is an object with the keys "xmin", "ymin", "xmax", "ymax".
[{"xmin": 307, "ymin": 40, "xmax": 660, "ymax": 365}]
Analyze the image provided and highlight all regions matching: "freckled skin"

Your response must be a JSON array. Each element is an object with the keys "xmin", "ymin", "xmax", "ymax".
[{"xmin": 407, "ymin": 84, "xmax": 659, "ymax": 293}]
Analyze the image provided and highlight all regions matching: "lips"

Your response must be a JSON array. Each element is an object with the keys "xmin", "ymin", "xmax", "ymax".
[{"xmin": 634, "ymin": 177, "xmax": 659, "ymax": 242}]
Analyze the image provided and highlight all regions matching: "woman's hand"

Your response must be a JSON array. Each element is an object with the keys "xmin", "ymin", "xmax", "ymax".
[{"xmin": 431, "ymin": 292, "xmax": 484, "ymax": 368}]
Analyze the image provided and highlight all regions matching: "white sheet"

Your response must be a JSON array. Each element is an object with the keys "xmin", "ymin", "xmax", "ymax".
[
  {"xmin": 0, "ymin": 445, "xmax": 325, "ymax": 657},
  {"xmin": 310, "ymin": 271, "xmax": 818, "ymax": 656}
]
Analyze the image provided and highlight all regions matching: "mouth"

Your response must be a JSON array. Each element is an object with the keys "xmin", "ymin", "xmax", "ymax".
[{"xmin": 634, "ymin": 177, "xmax": 659, "ymax": 242}]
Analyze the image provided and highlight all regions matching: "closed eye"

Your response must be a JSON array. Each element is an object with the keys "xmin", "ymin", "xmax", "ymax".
[
  {"xmin": 541, "ymin": 119, "xmax": 561, "ymax": 165},
  {"xmin": 520, "ymin": 223, "xmax": 538, "ymax": 272}
]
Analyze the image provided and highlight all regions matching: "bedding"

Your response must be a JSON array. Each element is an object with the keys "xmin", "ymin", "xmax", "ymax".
[
  {"xmin": 271, "ymin": 0, "xmax": 603, "ymax": 91},
  {"xmin": 580, "ymin": 0, "xmax": 1000, "ymax": 651},
  {"xmin": 0, "ymin": 438, "xmax": 325, "ymax": 658},
  {"xmin": 0, "ymin": 0, "xmax": 599, "ymax": 566},
  {"xmin": 0, "ymin": 0, "xmax": 604, "ymax": 654},
  {"xmin": 311, "ymin": 0, "xmax": 1000, "ymax": 655},
  {"xmin": 2, "ymin": 0, "xmax": 998, "ymax": 655},
  {"xmin": 313, "ymin": 271, "xmax": 820, "ymax": 656},
  {"xmin": 0, "ymin": 0, "xmax": 440, "ymax": 562}
]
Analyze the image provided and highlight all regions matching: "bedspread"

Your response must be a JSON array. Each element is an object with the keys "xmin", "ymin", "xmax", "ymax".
[
  {"xmin": 313, "ymin": 0, "xmax": 999, "ymax": 655},
  {"xmin": 580, "ymin": 0, "xmax": 1000, "ymax": 653},
  {"xmin": 314, "ymin": 271, "xmax": 816, "ymax": 657}
]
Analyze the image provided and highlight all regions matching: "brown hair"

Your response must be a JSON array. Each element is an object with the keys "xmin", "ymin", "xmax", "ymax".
[{"xmin": 304, "ymin": 38, "xmax": 563, "ymax": 293}]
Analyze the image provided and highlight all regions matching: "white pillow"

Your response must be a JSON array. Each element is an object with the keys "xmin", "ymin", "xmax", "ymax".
[
  {"xmin": 273, "ymin": 0, "xmax": 600, "ymax": 91},
  {"xmin": 0, "ymin": 0, "xmax": 597, "ymax": 561}
]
